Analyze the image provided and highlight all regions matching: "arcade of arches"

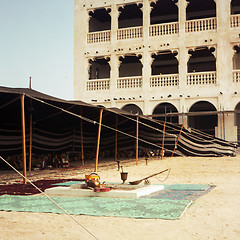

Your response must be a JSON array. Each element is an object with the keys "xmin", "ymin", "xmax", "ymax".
[{"xmin": 120, "ymin": 101, "xmax": 239, "ymax": 141}]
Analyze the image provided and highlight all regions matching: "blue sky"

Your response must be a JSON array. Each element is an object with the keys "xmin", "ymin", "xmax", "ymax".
[{"xmin": 0, "ymin": 0, "xmax": 74, "ymax": 100}]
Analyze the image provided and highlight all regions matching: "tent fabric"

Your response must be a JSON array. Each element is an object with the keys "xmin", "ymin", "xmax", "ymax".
[{"xmin": 0, "ymin": 86, "xmax": 237, "ymax": 164}]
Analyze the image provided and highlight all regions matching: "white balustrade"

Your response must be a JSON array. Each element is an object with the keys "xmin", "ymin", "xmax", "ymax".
[
  {"xmin": 87, "ymin": 79, "xmax": 110, "ymax": 91},
  {"xmin": 149, "ymin": 22, "xmax": 179, "ymax": 37},
  {"xmin": 150, "ymin": 74, "xmax": 179, "ymax": 87},
  {"xmin": 186, "ymin": 17, "xmax": 216, "ymax": 32},
  {"xmin": 233, "ymin": 70, "xmax": 240, "ymax": 82},
  {"xmin": 87, "ymin": 30, "xmax": 111, "ymax": 43},
  {"xmin": 117, "ymin": 26, "xmax": 143, "ymax": 40},
  {"xmin": 187, "ymin": 72, "xmax": 216, "ymax": 85},
  {"xmin": 231, "ymin": 14, "xmax": 240, "ymax": 28},
  {"xmin": 117, "ymin": 77, "xmax": 142, "ymax": 88}
]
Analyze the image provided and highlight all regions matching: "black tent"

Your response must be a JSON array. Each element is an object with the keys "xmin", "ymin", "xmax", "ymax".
[{"xmin": 0, "ymin": 86, "xmax": 237, "ymax": 172}]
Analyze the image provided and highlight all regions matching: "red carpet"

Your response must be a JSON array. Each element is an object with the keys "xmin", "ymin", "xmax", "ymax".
[{"xmin": 0, "ymin": 179, "xmax": 84, "ymax": 196}]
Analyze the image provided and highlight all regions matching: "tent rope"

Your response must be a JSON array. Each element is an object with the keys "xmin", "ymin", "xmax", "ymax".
[{"xmin": 0, "ymin": 155, "xmax": 100, "ymax": 240}]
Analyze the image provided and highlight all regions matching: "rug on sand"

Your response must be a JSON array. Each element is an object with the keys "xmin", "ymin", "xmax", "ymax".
[
  {"xmin": 0, "ymin": 184, "xmax": 215, "ymax": 220},
  {"xmin": 0, "ymin": 179, "xmax": 84, "ymax": 196}
]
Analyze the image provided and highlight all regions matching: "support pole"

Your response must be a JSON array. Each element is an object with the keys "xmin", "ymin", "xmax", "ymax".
[
  {"xmin": 28, "ymin": 100, "xmax": 33, "ymax": 173},
  {"xmin": 21, "ymin": 94, "xmax": 27, "ymax": 184},
  {"xmin": 136, "ymin": 116, "xmax": 139, "ymax": 165},
  {"xmin": 115, "ymin": 115, "xmax": 118, "ymax": 162},
  {"xmin": 171, "ymin": 125, "xmax": 184, "ymax": 157},
  {"xmin": 95, "ymin": 108, "xmax": 103, "ymax": 172},
  {"xmin": 80, "ymin": 118, "xmax": 84, "ymax": 166},
  {"xmin": 161, "ymin": 121, "xmax": 166, "ymax": 160}
]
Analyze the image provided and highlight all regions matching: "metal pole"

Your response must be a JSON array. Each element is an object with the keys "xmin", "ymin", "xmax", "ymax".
[
  {"xmin": 136, "ymin": 116, "xmax": 139, "ymax": 165},
  {"xmin": 21, "ymin": 94, "xmax": 27, "ymax": 184},
  {"xmin": 95, "ymin": 108, "xmax": 103, "ymax": 172}
]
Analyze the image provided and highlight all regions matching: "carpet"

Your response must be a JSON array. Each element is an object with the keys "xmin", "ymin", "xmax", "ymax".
[
  {"xmin": 0, "ymin": 195, "xmax": 191, "ymax": 220},
  {"xmin": 0, "ymin": 179, "xmax": 84, "ymax": 196},
  {"xmin": 0, "ymin": 184, "xmax": 215, "ymax": 220}
]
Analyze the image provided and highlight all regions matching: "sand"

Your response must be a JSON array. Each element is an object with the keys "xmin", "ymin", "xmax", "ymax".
[{"xmin": 0, "ymin": 156, "xmax": 240, "ymax": 240}]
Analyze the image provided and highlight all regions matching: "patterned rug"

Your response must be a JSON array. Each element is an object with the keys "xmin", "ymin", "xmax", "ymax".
[{"xmin": 0, "ymin": 183, "xmax": 215, "ymax": 220}]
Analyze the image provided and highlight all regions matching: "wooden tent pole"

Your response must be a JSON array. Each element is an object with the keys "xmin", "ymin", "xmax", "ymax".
[
  {"xmin": 21, "ymin": 94, "xmax": 27, "ymax": 184},
  {"xmin": 136, "ymin": 116, "xmax": 139, "ymax": 165},
  {"xmin": 80, "ymin": 117, "xmax": 84, "ymax": 166},
  {"xmin": 115, "ymin": 115, "xmax": 118, "ymax": 162},
  {"xmin": 161, "ymin": 121, "xmax": 166, "ymax": 160},
  {"xmin": 28, "ymin": 100, "xmax": 33, "ymax": 173},
  {"xmin": 171, "ymin": 125, "xmax": 184, "ymax": 157},
  {"xmin": 95, "ymin": 108, "xmax": 103, "ymax": 172}
]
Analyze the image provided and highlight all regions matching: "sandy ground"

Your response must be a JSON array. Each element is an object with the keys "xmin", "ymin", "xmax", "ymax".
[{"xmin": 0, "ymin": 155, "xmax": 240, "ymax": 240}]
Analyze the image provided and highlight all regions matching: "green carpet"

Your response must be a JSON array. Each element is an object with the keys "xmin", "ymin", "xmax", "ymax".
[{"xmin": 0, "ymin": 195, "xmax": 191, "ymax": 220}]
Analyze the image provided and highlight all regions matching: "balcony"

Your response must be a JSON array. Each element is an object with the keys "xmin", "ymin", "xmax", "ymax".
[
  {"xmin": 117, "ymin": 76, "xmax": 142, "ymax": 89},
  {"xmin": 117, "ymin": 26, "xmax": 143, "ymax": 40},
  {"xmin": 233, "ymin": 70, "xmax": 240, "ymax": 82},
  {"xmin": 187, "ymin": 71, "xmax": 216, "ymax": 85},
  {"xmin": 87, "ymin": 79, "xmax": 110, "ymax": 91},
  {"xmin": 231, "ymin": 14, "xmax": 240, "ymax": 28},
  {"xmin": 186, "ymin": 17, "xmax": 216, "ymax": 33},
  {"xmin": 150, "ymin": 74, "xmax": 179, "ymax": 87},
  {"xmin": 87, "ymin": 30, "xmax": 111, "ymax": 43},
  {"xmin": 149, "ymin": 22, "xmax": 179, "ymax": 37}
]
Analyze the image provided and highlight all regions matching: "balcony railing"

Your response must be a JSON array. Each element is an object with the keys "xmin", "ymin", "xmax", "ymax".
[
  {"xmin": 187, "ymin": 71, "xmax": 216, "ymax": 85},
  {"xmin": 149, "ymin": 22, "xmax": 179, "ymax": 37},
  {"xmin": 231, "ymin": 14, "xmax": 240, "ymax": 28},
  {"xmin": 150, "ymin": 74, "xmax": 179, "ymax": 87},
  {"xmin": 186, "ymin": 17, "xmax": 216, "ymax": 33},
  {"xmin": 117, "ymin": 76, "xmax": 142, "ymax": 89},
  {"xmin": 117, "ymin": 26, "xmax": 143, "ymax": 40},
  {"xmin": 87, "ymin": 30, "xmax": 111, "ymax": 43},
  {"xmin": 233, "ymin": 70, "xmax": 240, "ymax": 82},
  {"xmin": 87, "ymin": 79, "xmax": 110, "ymax": 91}
]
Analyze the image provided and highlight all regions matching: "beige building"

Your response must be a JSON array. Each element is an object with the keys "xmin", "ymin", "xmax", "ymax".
[{"xmin": 74, "ymin": 0, "xmax": 240, "ymax": 143}]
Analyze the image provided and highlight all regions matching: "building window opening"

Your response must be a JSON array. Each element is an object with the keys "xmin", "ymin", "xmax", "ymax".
[
  {"xmin": 233, "ymin": 45, "xmax": 240, "ymax": 69},
  {"xmin": 231, "ymin": 0, "xmax": 240, "ymax": 15},
  {"xmin": 188, "ymin": 47, "xmax": 216, "ymax": 73},
  {"xmin": 122, "ymin": 104, "xmax": 143, "ymax": 115},
  {"xmin": 186, "ymin": 0, "xmax": 216, "ymax": 21},
  {"xmin": 188, "ymin": 101, "xmax": 217, "ymax": 136},
  {"xmin": 153, "ymin": 103, "xmax": 179, "ymax": 124},
  {"xmin": 88, "ymin": 57, "xmax": 110, "ymax": 80},
  {"xmin": 119, "ymin": 55, "xmax": 142, "ymax": 77},
  {"xmin": 150, "ymin": 0, "xmax": 178, "ymax": 25},
  {"xmin": 118, "ymin": 4, "xmax": 143, "ymax": 28},
  {"xmin": 89, "ymin": 8, "xmax": 111, "ymax": 32},
  {"xmin": 151, "ymin": 51, "xmax": 178, "ymax": 75}
]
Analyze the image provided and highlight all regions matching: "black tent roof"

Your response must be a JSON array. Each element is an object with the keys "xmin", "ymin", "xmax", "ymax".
[{"xmin": 0, "ymin": 86, "xmax": 237, "ymax": 164}]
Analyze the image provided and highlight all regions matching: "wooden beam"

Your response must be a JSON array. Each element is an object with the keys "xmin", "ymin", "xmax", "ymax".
[
  {"xmin": 136, "ymin": 116, "xmax": 139, "ymax": 165},
  {"xmin": 21, "ymin": 94, "xmax": 27, "ymax": 184},
  {"xmin": 80, "ymin": 117, "xmax": 84, "ymax": 166},
  {"xmin": 95, "ymin": 108, "xmax": 103, "ymax": 172},
  {"xmin": 171, "ymin": 125, "xmax": 184, "ymax": 157},
  {"xmin": 28, "ymin": 103, "xmax": 33, "ymax": 173},
  {"xmin": 115, "ymin": 115, "xmax": 118, "ymax": 162},
  {"xmin": 161, "ymin": 121, "xmax": 166, "ymax": 160}
]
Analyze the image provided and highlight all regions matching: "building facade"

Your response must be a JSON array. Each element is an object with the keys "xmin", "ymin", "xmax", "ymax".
[{"xmin": 74, "ymin": 0, "xmax": 240, "ymax": 143}]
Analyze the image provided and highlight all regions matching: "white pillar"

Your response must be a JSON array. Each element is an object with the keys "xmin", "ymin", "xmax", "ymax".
[
  {"xmin": 177, "ymin": 0, "xmax": 188, "ymax": 126},
  {"xmin": 74, "ymin": 1, "xmax": 88, "ymax": 100},
  {"xmin": 215, "ymin": 0, "xmax": 232, "ymax": 90}
]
